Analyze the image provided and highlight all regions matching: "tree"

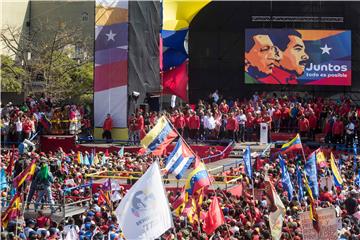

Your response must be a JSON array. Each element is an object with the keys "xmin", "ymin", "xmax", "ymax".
[
  {"xmin": 1, "ymin": 55, "xmax": 25, "ymax": 92},
  {"xmin": 1, "ymin": 21, "xmax": 93, "ymax": 100}
]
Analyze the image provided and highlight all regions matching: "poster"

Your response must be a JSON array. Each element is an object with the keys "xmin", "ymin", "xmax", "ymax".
[
  {"xmin": 245, "ymin": 29, "xmax": 351, "ymax": 86},
  {"xmin": 300, "ymin": 207, "xmax": 338, "ymax": 240}
]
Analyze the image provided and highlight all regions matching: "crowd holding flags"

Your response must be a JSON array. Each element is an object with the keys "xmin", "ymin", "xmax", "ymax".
[{"xmin": 3, "ymin": 115, "xmax": 359, "ymax": 239}]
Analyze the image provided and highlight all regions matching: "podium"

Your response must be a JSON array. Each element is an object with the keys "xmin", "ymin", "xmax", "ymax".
[{"xmin": 260, "ymin": 123, "xmax": 268, "ymax": 144}]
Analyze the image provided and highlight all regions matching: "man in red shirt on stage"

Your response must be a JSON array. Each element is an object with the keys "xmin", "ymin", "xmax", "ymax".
[
  {"xmin": 298, "ymin": 115, "xmax": 310, "ymax": 138},
  {"xmin": 188, "ymin": 111, "xmax": 200, "ymax": 142},
  {"xmin": 175, "ymin": 112, "xmax": 186, "ymax": 136},
  {"xmin": 135, "ymin": 112, "xmax": 145, "ymax": 141},
  {"xmin": 102, "ymin": 113, "xmax": 113, "ymax": 143},
  {"xmin": 272, "ymin": 106, "xmax": 282, "ymax": 133},
  {"xmin": 332, "ymin": 117, "xmax": 344, "ymax": 144},
  {"xmin": 226, "ymin": 113, "xmax": 238, "ymax": 142},
  {"xmin": 309, "ymin": 112, "xmax": 318, "ymax": 141}
]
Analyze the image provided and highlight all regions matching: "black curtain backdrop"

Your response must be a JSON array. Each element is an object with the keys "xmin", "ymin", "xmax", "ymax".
[
  {"xmin": 188, "ymin": 1, "xmax": 360, "ymax": 103},
  {"xmin": 128, "ymin": 0, "xmax": 161, "ymax": 112}
]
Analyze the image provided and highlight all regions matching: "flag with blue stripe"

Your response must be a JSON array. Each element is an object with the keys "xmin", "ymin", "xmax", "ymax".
[
  {"xmin": 165, "ymin": 139, "xmax": 195, "ymax": 179},
  {"xmin": 279, "ymin": 155, "xmax": 294, "ymax": 201},
  {"xmin": 296, "ymin": 165, "xmax": 304, "ymax": 202},
  {"xmin": 305, "ymin": 151, "xmax": 319, "ymax": 199},
  {"xmin": 243, "ymin": 146, "xmax": 252, "ymax": 179}
]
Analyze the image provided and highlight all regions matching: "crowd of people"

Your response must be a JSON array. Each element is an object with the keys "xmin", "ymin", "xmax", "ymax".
[
  {"xmin": 0, "ymin": 92, "xmax": 360, "ymax": 240},
  {"xmin": 127, "ymin": 92, "xmax": 359, "ymax": 147},
  {"xmin": 1, "ymin": 96, "xmax": 91, "ymax": 146},
  {"xmin": 0, "ymin": 142, "xmax": 359, "ymax": 239}
]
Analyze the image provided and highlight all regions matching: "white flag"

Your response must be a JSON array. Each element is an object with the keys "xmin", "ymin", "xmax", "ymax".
[
  {"xmin": 265, "ymin": 176, "xmax": 285, "ymax": 240},
  {"xmin": 115, "ymin": 162, "xmax": 173, "ymax": 240}
]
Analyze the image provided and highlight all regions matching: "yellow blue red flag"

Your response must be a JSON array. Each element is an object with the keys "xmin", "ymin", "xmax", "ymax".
[
  {"xmin": 140, "ymin": 116, "xmax": 178, "ymax": 156},
  {"xmin": 280, "ymin": 134, "xmax": 302, "ymax": 153}
]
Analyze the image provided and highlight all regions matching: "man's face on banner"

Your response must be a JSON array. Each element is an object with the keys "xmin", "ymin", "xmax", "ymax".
[
  {"xmin": 245, "ymin": 35, "xmax": 276, "ymax": 75},
  {"xmin": 280, "ymin": 35, "xmax": 309, "ymax": 76}
]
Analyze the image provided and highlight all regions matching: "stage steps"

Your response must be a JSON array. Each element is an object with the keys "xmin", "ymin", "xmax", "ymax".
[
  {"xmin": 228, "ymin": 142, "xmax": 273, "ymax": 158},
  {"xmin": 22, "ymin": 202, "xmax": 90, "ymax": 223}
]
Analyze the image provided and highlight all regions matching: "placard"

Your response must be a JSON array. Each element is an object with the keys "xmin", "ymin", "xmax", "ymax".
[{"xmin": 300, "ymin": 207, "xmax": 338, "ymax": 240}]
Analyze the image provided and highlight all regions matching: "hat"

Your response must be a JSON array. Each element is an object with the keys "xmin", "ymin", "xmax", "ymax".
[
  {"xmin": 87, "ymin": 211, "xmax": 95, "ymax": 217},
  {"xmin": 49, "ymin": 227, "xmax": 58, "ymax": 236},
  {"xmin": 85, "ymin": 223, "xmax": 92, "ymax": 230}
]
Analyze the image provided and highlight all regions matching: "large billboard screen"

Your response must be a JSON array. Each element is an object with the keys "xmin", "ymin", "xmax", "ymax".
[{"xmin": 244, "ymin": 29, "xmax": 351, "ymax": 86}]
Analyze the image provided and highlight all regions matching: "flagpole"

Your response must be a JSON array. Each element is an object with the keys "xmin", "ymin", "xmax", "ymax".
[{"xmin": 300, "ymin": 138, "xmax": 307, "ymax": 163}]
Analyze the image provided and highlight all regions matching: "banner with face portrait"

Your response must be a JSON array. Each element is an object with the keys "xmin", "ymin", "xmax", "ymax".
[{"xmin": 244, "ymin": 29, "xmax": 351, "ymax": 86}]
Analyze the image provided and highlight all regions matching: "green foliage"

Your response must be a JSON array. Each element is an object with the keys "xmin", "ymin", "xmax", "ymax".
[
  {"xmin": 1, "ymin": 24, "xmax": 93, "ymax": 103},
  {"xmin": 0, "ymin": 55, "xmax": 25, "ymax": 92}
]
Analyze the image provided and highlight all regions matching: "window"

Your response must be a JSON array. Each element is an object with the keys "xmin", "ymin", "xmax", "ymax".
[{"xmin": 81, "ymin": 12, "xmax": 89, "ymax": 22}]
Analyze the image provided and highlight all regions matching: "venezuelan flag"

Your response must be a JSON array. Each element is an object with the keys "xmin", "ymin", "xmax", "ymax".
[
  {"xmin": 185, "ymin": 163, "xmax": 210, "ymax": 197},
  {"xmin": 280, "ymin": 134, "xmax": 302, "ymax": 153},
  {"xmin": 140, "ymin": 116, "xmax": 178, "ymax": 156},
  {"xmin": 13, "ymin": 159, "xmax": 36, "ymax": 188},
  {"xmin": 1, "ymin": 193, "xmax": 21, "ymax": 228},
  {"xmin": 330, "ymin": 152, "xmax": 343, "ymax": 187}
]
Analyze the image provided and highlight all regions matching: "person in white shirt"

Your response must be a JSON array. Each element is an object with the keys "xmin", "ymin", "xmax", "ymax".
[
  {"xmin": 211, "ymin": 90, "xmax": 219, "ymax": 103},
  {"xmin": 203, "ymin": 112, "xmax": 216, "ymax": 139},
  {"xmin": 63, "ymin": 218, "xmax": 80, "ymax": 239},
  {"xmin": 15, "ymin": 116, "xmax": 23, "ymax": 142},
  {"xmin": 236, "ymin": 110, "xmax": 247, "ymax": 142}
]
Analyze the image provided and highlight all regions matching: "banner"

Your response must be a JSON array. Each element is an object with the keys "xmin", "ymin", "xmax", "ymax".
[
  {"xmin": 94, "ymin": 0, "xmax": 128, "ymax": 128},
  {"xmin": 245, "ymin": 29, "xmax": 351, "ymax": 86},
  {"xmin": 300, "ymin": 207, "xmax": 338, "ymax": 240},
  {"xmin": 115, "ymin": 162, "xmax": 173, "ymax": 239}
]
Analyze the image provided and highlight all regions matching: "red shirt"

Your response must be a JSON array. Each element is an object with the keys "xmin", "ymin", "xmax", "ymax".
[
  {"xmin": 103, "ymin": 117, "xmax": 112, "ymax": 131},
  {"xmin": 174, "ymin": 116, "xmax": 186, "ymax": 129},
  {"xmin": 188, "ymin": 115, "xmax": 200, "ymax": 129},
  {"xmin": 282, "ymin": 107, "xmax": 290, "ymax": 119},
  {"xmin": 309, "ymin": 115, "xmax": 317, "ymax": 129},
  {"xmin": 22, "ymin": 120, "xmax": 32, "ymax": 133},
  {"xmin": 324, "ymin": 121, "xmax": 332, "ymax": 134},
  {"xmin": 246, "ymin": 115, "xmax": 255, "ymax": 128},
  {"xmin": 262, "ymin": 116, "xmax": 272, "ymax": 127},
  {"xmin": 332, "ymin": 121, "xmax": 344, "ymax": 135},
  {"xmin": 298, "ymin": 118, "xmax": 309, "ymax": 132},
  {"xmin": 226, "ymin": 117, "xmax": 238, "ymax": 131},
  {"xmin": 273, "ymin": 109, "xmax": 281, "ymax": 120},
  {"xmin": 135, "ymin": 115, "xmax": 144, "ymax": 131},
  {"xmin": 319, "ymin": 192, "xmax": 334, "ymax": 203},
  {"xmin": 219, "ymin": 103, "xmax": 229, "ymax": 113}
]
